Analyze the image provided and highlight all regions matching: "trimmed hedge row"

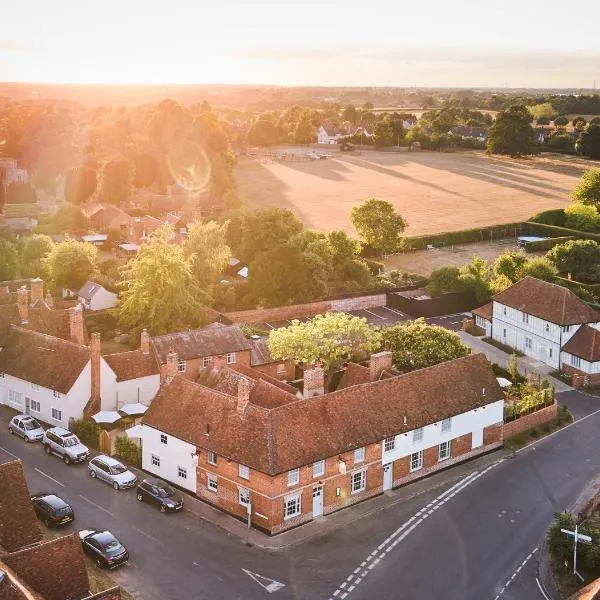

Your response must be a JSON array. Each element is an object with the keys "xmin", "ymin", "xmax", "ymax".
[
  {"xmin": 555, "ymin": 276, "xmax": 600, "ymax": 294},
  {"xmin": 523, "ymin": 236, "xmax": 575, "ymax": 252},
  {"xmin": 529, "ymin": 209, "xmax": 566, "ymax": 227},
  {"xmin": 523, "ymin": 221, "xmax": 600, "ymax": 244}
]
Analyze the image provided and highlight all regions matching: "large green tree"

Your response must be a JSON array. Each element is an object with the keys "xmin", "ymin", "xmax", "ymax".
[
  {"xmin": 521, "ymin": 257, "xmax": 557, "ymax": 282},
  {"xmin": 459, "ymin": 256, "xmax": 492, "ymax": 302},
  {"xmin": 43, "ymin": 239, "xmax": 98, "ymax": 291},
  {"xmin": 546, "ymin": 239, "xmax": 600, "ymax": 280},
  {"xmin": 486, "ymin": 106, "xmax": 538, "ymax": 156},
  {"xmin": 572, "ymin": 169, "xmax": 600, "ymax": 209},
  {"xmin": 95, "ymin": 159, "xmax": 134, "ymax": 205},
  {"xmin": 384, "ymin": 318, "xmax": 470, "ymax": 372},
  {"xmin": 493, "ymin": 250, "xmax": 528, "ymax": 283},
  {"xmin": 21, "ymin": 234, "xmax": 54, "ymax": 278},
  {"xmin": 268, "ymin": 313, "xmax": 381, "ymax": 372},
  {"xmin": 247, "ymin": 117, "xmax": 281, "ymax": 146},
  {"xmin": 350, "ymin": 198, "xmax": 407, "ymax": 255},
  {"xmin": 0, "ymin": 239, "xmax": 18, "ymax": 281},
  {"xmin": 5, "ymin": 181, "xmax": 36, "ymax": 204},
  {"xmin": 119, "ymin": 227, "xmax": 209, "ymax": 335},
  {"xmin": 293, "ymin": 111, "xmax": 316, "ymax": 144},
  {"xmin": 576, "ymin": 125, "xmax": 600, "ymax": 160},
  {"xmin": 564, "ymin": 202, "xmax": 600, "ymax": 231},
  {"xmin": 425, "ymin": 266, "xmax": 464, "ymax": 296},
  {"xmin": 64, "ymin": 166, "xmax": 98, "ymax": 205}
]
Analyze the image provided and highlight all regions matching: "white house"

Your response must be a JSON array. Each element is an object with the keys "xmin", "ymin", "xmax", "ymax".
[
  {"xmin": 317, "ymin": 125, "xmax": 345, "ymax": 144},
  {"xmin": 77, "ymin": 281, "xmax": 118, "ymax": 311},
  {"xmin": 0, "ymin": 158, "xmax": 28, "ymax": 185}
]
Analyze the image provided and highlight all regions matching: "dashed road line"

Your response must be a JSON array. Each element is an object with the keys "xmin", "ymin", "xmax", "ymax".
[
  {"xmin": 493, "ymin": 547, "xmax": 538, "ymax": 600},
  {"xmin": 536, "ymin": 577, "xmax": 551, "ymax": 600},
  {"xmin": 78, "ymin": 494, "xmax": 114, "ymax": 516},
  {"xmin": 0, "ymin": 445, "xmax": 20, "ymax": 459},
  {"xmin": 363, "ymin": 308, "xmax": 386, "ymax": 320},
  {"xmin": 34, "ymin": 467, "xmax": 65, "ymax": 487}
]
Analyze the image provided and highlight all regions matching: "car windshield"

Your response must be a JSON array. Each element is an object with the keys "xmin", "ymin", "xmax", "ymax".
[
  {"xmin": 111, "ymin": 464, "xmax": 128, "ymax": 474},
  {"xmin": 24, "ymin": 420, "xmax": 40, "ymax": 431},
  {"xmin": 158, "ymin": 485, "xmax": 176, "ymax": 498},
  {"xmin": 103, "ymin": 539, "xmax": 122, "ymax": 552},
  {"xmin": 64, "ymin": 437, "xmax": 79, "ymax": 447}
]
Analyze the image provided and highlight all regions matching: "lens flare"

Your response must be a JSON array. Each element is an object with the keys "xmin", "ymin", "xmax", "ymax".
[{"xmin": 166, "ymin": 140, "xmax": 211, "ymax": 193}]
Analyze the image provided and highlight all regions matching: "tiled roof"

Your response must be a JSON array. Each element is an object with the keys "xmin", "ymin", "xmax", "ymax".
[
  {"xmin": 562, "ymin": 325, "xmax": 600, "ymax": 362},
  {"xmin": 0, "ymin": 304, "xmax": 20, "ymax": 345},
  {"xmin": 336, "ymin": 363, "xmax": 370, "ymax": 390},
  {"xmin": 151, "ymin": 323, "xmax": 252, "ymax": 363},
  {"xmin": 493, "ymin": 277, "xmax": 600, "ymax": 326},
  {"xmin": 0, "ymin": 326, "xmax": 90, "ymax": 393},
  {"xmin": 473, "ymin": 302, "xmax": 493, "ymax": 321},
  {"xmin": 0, "ymin": 571, "xmax": 29, "ymax": 600},
  {"xmin": 0, "ymin": 461, "xmax": 42, "ymax": 552},
  {"xmin": 77, "ymin": 280, "xmax": 104, "ymax": 300},
  {"xmin": 1, "ymin": 534, "xmax": 89, "ymax": 600},
  {"xmin": 144, "ymin": 353, "xmax": 501, "ymax": 475},
  {"xmin": 249, "ymin": 337, "xmax": 276, "ymax": 366},
  {"xmin": 104, "ymin": 350, "xmax": 160, "ymax": 382}
]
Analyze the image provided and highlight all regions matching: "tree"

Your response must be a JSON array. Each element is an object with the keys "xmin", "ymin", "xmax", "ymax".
[
  {"xmin": 0, "ymin": 183, "xmax": 5, "ymax": 213},
  {"xmin": 425, "ymin": 266, "xmax": 464, "ymax": 296},
  {"xmin": 554, "ymin": 115, "xmax": 569, "ymax": 127},
  {"xmin": 36, "ymin": 204, "xmax": 89, "ymax": 235},
  {"xmin": 486, "ymin": 106, "xmax": 539, "ymax": 156},
  {"xmin": 493, "ymin": 250, "xmax": 528, "ymax": 283},
  {"xmin": 0, "ymin": 239, "xmax": 18, "ymax": 281},
  {"xmin": 521, "ymin": 257, "xmax": 557, "ymax": 282},
  {"xmin": 293, "ymin": 111, "xmax": 316, "ymax": 144},
  {"xmin": 119, "ymin": 227, "xmax": 209, "ymax": 335},
  {"xmin": 459, "ymin": 256, "xmax": 492, "ymax": 303},
  {"xmin": 21, "ymin": 234, "xmax": 54, "ymax": 278},
  {"xmin": 184, "ymin": 221, "xmax": 231, "ymax": 296},
  {"xmin": 572, "ymin": 116, "xmax": 587, "ymax": 131},
  {"xmin": 268, "ymin": 313, "xmax": 381, "ymax": 372},
  {"xmin": 43, "ymin": 239, "xmax": 98, "ymax": 291},
  {"xmin": 64, "ymin": 166, "xmax": 98, "ymax": 204},
  {"xmin": 373, "ymin": 119, "xmax": 396, "ymax": 148},
  {"xmin": 327, "ymin": 230, "xmax": 361, "ymax": 265},
  {"xmin": 350, "ymin": 199, "xmax": 407, "ymax": 255},
  {"xmin": 572, "ymin": 169, "xmax": 600, "ymax": 209},
  {"xmin": 576, "ymin": 124, "xmax": 600, "ymax": 159},
  {"xmin": 546, "ymin": 239, "xmax": 600, "ymax": 279},
  {"xmin": 5, "ymin": 181, "xmax": 36, "ymax": 204},
  {"xmin": 342, "ymin": 104, "xmax": 357, "ymax": 123},
  {"xmin": 564, "ymin": 202, "xmax": 600, "ymax": 231},
  {"xmin": 132, "ymin": 153, "xmax": 158, "ymax": 188},
  {"xmin": 383, "ymin": 318, "xmax": 470, "ymax": 372},
  {"xmin": 247, "ymin": 117, "xmax": 281, "ymax": 146},
  {"xmin": 527, "ymin": 103, "xmax": 556, "ymax": 121},
  {"xmin": 95, "ymin": 159, "xmax": 134, "ymax": 205}
]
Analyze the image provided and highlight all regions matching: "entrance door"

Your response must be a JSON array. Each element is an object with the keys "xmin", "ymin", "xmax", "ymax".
[
  {"xmin": 472, "ymin": 428, "xmax": 483, "ymax": 449},
  {"xmin": 383, "ymin": 463, "xmax": 393, "ymax": 491},
  {"xmin": 312, "ymin": 486, "xmax": 324, "ymax": 517},
  {"xmin": 25, "ymin": 397, "xmax": 30, "ymax": 415}
]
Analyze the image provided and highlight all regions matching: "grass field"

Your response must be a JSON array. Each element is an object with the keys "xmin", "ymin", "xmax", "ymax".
[{"xmin": 236, "ymin": 149, "xmax": 591, "ymax": 236}]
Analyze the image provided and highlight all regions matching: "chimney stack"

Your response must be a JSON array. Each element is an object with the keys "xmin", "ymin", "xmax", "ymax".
[
  {"xmin": 90, "ymin": 333, "xmax": 101, "ymax": 407},
  {"xmin": 140, "ymin": 329, "xmax": 150, "ymax": 355},
  {"xmin": 303, "ymin": 365, "xmax": 325, "ymax": 398},
  {"xmin": 369, "ymin": 341, "xmax": 393, "ymax": 382},
  {"xmin": 30, "ymin": 278, "xmax": 44, "ymax": 305},
  {"xmin": 236, "ymin": 377, "xmax": 252, "ymax": 413},
  {"xmin": 16, "ymin": 286, "xmax": 29, "ymax": 324},
  {"xmin": 163, "ymin": 349, "xmax": 178, "ymax": 383},
  {"xmin": 68, "ymin": 305, "xmax": 85, "ymax": 345},
  {"xmin": 44, "ymin": 292, "xmax": 54, "ymax": 309}
]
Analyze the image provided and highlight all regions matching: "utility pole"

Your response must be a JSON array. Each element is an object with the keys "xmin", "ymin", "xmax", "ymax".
[{"xmin": 561, "ymin": 524, "xmax": 592, "ymax": 580}]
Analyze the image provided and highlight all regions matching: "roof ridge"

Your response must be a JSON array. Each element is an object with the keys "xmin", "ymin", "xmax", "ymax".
[{"xmin": 8, "ymin": 324, "xmax": 89, "ymax": 352}]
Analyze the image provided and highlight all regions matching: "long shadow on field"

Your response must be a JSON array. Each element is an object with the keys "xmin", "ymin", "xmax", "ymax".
[
  {"xmin": 276, "ymin": 158, "xmax": 352, "ymax": 181},
  {"xmin": 463, "ymin": 166, "xmax": 569, "ymax": 196}
]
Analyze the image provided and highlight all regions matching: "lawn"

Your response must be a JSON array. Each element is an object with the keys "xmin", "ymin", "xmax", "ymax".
[{"xmin": 236, "ymin": 149, "xmax": 590, "ymax": 236}]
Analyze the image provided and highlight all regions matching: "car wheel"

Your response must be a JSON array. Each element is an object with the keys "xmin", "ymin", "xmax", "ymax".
[
  {"xmin": 63, "ymin": 455, "xmax": 71, "ymax": 465},
  {"xmin": 8, "ymin": 426, "xmax": 13, "ymax": 435},
  {"xmin": 160, "ymin": 504, "xmax": 167, "ymax": 513},
  {"xmin": 137, "ymin": 493, "xmax": 143, "ymax": 502},
  {"xmin": 90, "ymin": 470, "xmax": 96, "ymax": 478},
  {"xmin": 113, "ymin": 482, "xmax": 120, "ymax": 490},
  {"xmin": 44, "ymin": 445, "xmax": 51, "ymax": 454}
]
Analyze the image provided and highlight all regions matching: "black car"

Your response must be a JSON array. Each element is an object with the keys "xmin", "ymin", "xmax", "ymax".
[
  {"xmin": 136, "ymin": 479, "xmax": 183, "ymax": 513},
  {"xmin": 79, "ymin": 529, "xmax": 129, "ymax": 569},
  {"xmin": 31, "ymin": 493, "xmax": 75, "ymax": 527}
]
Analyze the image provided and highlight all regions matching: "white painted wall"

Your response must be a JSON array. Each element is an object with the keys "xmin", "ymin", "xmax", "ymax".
[
  {"xmin": 381, "ymin": 399, "xmax": 504, "ymax": 463},
  {"xmin": 100, "ymin": 358, "xmax": 160, "ymax": 411},
  {"xmin": 81, "ymin": 287, "xmax": 118, "ymax": 311},
  {"xmin": 560, "ymin": 352, "xmax": 600, "ymax": 375},
  {"xmin": 475, "ymin": 316, "xmax": 492, "ymax": 337},
  {"xmin": 139, "ymin": 425, "xmax": 197, "ymax": 493}
]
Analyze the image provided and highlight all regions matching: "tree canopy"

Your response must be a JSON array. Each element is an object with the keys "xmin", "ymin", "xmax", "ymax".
[
  {"xmin": 576, "ymin": 125, "xmax": 600, "ymax": 160},
  {"xmin": 459, "ymin": 256, "xmax": 492, "ymax": 303},
  {"xmin": 0, "ymin": 239, "xmax": 18, "ymax": 281},
  {"xmin": 21, "ymin": 234, "xmax": 54, "ymax": 278},
  {"xmin": 572, "ymin": 169, "xmax": 600, "ymax": 210},
  {"xmin": 486, "ymin": 106, "xmax": 538, "ymax": 156},
  {"xmin": 64, "ymin": 166, "xmax": 98, "ymax": 204},
  {"xmin": 5, "ymin": 181, "xmax": 36, "ymax": 204},
  {"xmin": 564, "ymin": 202, "xmax": 600, "ymax": 232},
  {"xmin": 546, "ymin": 239, "xmax": 600, "ymax": 281},
  {"xmin": 95, "ymin": 159, "xmax": 134, "ymax": 205},
  {"xmin": 425, "ymin": 266, "xmax": 464, "ymax": 297},
  {"xmin": 350, "ymin": 198, "xmax": 407, "ymax": 255},
  {"xmin": 268, "ymin": 313, "xmax": 382, "ymax": 372},
  {"xmin": 43, "ymin": 239, "xmax": 98, "ymax": 291}
]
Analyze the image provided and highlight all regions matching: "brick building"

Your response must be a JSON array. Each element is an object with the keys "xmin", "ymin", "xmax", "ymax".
[{"xmin": 140, "ymin": 351, "xmax": 504, "ymax": 534}]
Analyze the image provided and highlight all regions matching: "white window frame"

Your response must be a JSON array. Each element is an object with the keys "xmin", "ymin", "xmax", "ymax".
[
  {"xmin": 177, "ymin": 360, "xmax": 187, "ymax": 373},
  {"xmin": 502, "ymin": 306, "xmax": 507, "ymax": 316},
  {"xmin": 8, "ymin": 389, "xmax": 22, "ymax": 406},
  {"xmin": 202, "ymin": 356, "xmax": 211, "ymax": 369},
  {"xmin": 312, "ymin": 460, "xmax": 325, "ymax": 478},
  {"xmin": 284, "ymin": 494, "xmax": 301, "ymax": 520},
  {"xmin": 549, "ymin": 348, "xmax": 553, "ymax": 359},
  {"xmin": 563, "ymin": 325, "xmax": 571, "ymax": 333},
  {"xmin": 503, "ymin": 328, "xmax": 507, "ymax": 338},
  {"xmin": 351, "ymin": 469, "xmax": 367, "ymax": 494},
  {"xmin": 177, "ymin": 466, "xmax": 187, "ymax": 479},
  {"xmin": 545, "ymin": 323, "xmax": 550, "ymax": 333},
  {"xmin": 525, "ymin": 337, "xmax": 532, "ymax": 349},
  {"xmin": 31, "ymin": 383, "xmax": 39, "ymax": 391},
  {"xmin": 354, "ymin": 447, "xmax": 365, "ymax": 463},
  {"xmin": 571, "ymin": 355, "xmax": 581, "ymax": 368},
  {"xmin": 51, "ymin": 407, "xmax": 62, "ymax": 422},
  {"xmin": 207, "ymin": 450, "xmax": 217, "ymax": 466},
  {"xmin": 160, "ymin": 433, "xmax": 168, "ymax": 445},
  {"xmin": 441, "ymin": 418, "xmax": 452, "ymax": 432},
  {"xmin": 439, "ymin": 441, "xmax": 451, "ymax": 461},
  {"xmin": 413, "ymin": 427, "xmax": 424, "ymax": 443},
  {"xmin": 239, "ymin": 464, "xmax": 250, "ymax": 480},
  {"xmin": 410, "ymin": 451, "xmax": 423, "ymax": 472},
  {"xmin": 287, "ymin": 468, "xmax": 300, "ymax": 487},
  {"xmin": 207, "ymin": 473, "xmax": 218, "ymax": 492},
  {"xmin": 226, "ymin": 352, "xmax": 236, "ymax": 365},
  {"xmin": 151, "ymin": 454, "xmax": 160, "ymax": 467},
  {"xmin": 239, "ymin": 487, "xmax": 250, "ymax": 506},
  {"xmin": 522, "ymin": 313, "xmax": 529, "ymax": 324},
  {"xmin": 384, "ymin": 437, "xmax": 396, "ymax": 452},
  {"xmin": 30, "ymin": 399, "xmax": 41, "ymax": 413},
  {"xmin": 52, "ymin": 390, "xmax": 60, "ymax": 398}
]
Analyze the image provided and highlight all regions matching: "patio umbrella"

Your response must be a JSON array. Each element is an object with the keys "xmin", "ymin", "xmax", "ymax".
[
  {"xmin": 125, "ymin": 424, "xmax": 144, "ymax": 438},
  {"xmin": 91, "ymin": 411, "xmax": 122, "ymax": 425},
  {"xmin": 119, "ymin": 403, "xmax": 148, "ymax": 416}
]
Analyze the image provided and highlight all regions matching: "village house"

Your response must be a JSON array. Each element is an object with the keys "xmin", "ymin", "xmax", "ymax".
[
  {"xmin": 76, "ymin": 281, "xmax": 118, "ymax": 311},
  {"xmin": 472, "ymin": 277, "xmax": 600, "ymax": 385},
  {"xmin": 248, "ymin": 335, "xmax": 296, "ymax": 381},
  {"xmin": 139, "ymin": 351, "xmax": 503, "ymax": 534},
  {"xmin": 86, "ymin": 203, "xmax": 133, "ymax": 237}
]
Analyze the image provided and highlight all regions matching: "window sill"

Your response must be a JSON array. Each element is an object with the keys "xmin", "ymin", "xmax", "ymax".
[
  {"xmin": 284, "ymin": 513, "xmax": 301, "ymax": 521},
  {"xmin": 409, "ymin": 466, "xmax": 423, "ymax": 473},
  {"xmin": 351, "ymin": 487, "xmax": 366, "ymax": 495}
]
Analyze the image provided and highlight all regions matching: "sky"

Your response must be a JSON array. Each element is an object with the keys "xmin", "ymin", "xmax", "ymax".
[{"xmin": 1, "ymin": 0, "xmax": 599, "ymax": 88}]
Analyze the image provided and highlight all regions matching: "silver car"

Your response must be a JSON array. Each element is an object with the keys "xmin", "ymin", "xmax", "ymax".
[
  {"xmin": 88, "ymin": 455, "xmax": 137, "ymax": 490},
  {"xmin": 8, "ymin": 415, "xmax": 44, "ymax": 442}
]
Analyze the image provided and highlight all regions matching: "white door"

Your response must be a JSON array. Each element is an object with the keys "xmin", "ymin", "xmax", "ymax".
[
  {"xmin": 312, "ymin": 486, "xmax": 323, "ymax": 518},
  {"xmin": 472, "ymin": 428, "xmax": 483, "ymax": 449},
  {"xmin": 383, "ymin": 463, "xmax": 393, "ymax": 491}
]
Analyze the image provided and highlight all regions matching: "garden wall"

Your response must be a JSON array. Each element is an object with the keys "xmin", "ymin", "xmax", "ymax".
[
  {"xmin": 387, "ymin": 289, "xmax": 477, "ymax": 317},
  {"xmin": 503, "ymin": 403, "xmax": 558, "ymax": 439}
]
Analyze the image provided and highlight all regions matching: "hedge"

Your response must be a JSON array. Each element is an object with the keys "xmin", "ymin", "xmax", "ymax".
[
  {"xmin": 529, "ymin": 208, "xmax": 566, "ymax": 227},
  {"xmin": 523, "ymin": 236, "xmax": 575, "ymax": 252},
  {"xmin": 523, "ymin": 221, "xmax": 600, "ymax": 244},
  {"xmin": 555, "ymin": 276, "xmax": 600, "ymax": 294}
]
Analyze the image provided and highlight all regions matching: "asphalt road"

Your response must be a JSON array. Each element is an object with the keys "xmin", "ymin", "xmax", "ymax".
[{"xmin": 2, "ymin": 390, "xmax": 599, "ymax": 600}]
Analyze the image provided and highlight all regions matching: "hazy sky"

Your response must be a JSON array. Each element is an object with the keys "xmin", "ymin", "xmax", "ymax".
[{"xmin": 2, "ymin": 0, "xmax": 599, "ymax": 87}]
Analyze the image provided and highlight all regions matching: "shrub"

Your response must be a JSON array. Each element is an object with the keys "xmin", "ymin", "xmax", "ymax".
[
  {"xmin": 548, "ymin": 512, "xmax": 577, "ymax": 562},
  {"xmin": 565, "ymin": 203, "xmax": 600, "ymax": 232},
  {"xmin": 71, "ymin": 419, "xmax": 101, "ymax": 450},
  {"xmin": 114, "ymin": 436, "xmax": 141, "ymax": 468},
  {"xmin": 530, "ymin": 427, "xmax": 539, "ymax": 438},
  {"xmin": 529, "ymin": 209, "xmax": 566, "ymax": 227},
  {"xmin": 523, "ymin": 236, "xmax": 574, "ymax": 252}
]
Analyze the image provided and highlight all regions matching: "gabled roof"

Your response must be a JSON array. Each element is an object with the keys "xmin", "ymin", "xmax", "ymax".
[
  {"xmin": 493, "ymin": 277, "xmax": 600, "ymax": 326},
  {"xmin": 143, "ymin": 353, "xmax": 501, "ymax": 475},
  {"xmin": 336, "ymin": 362, "xmax": 370, "ymax": 389},
  {"xmin": 249, "ymin": 336, "xmax": 279, "ymax": 366},
  {"xmin": 562, "ymin": 325, "xmax": 600, "ymax": 362},
  {"xmin": 104, "ymin": 350, "xmax": 160, "ymax": 382},
  {"xmin": 473, "ymin": 302, "xmax": 493, "ymax": 321},
  {"xmin": 0, "ymin": 326, "xmax": 90, "ymax": 393},
  {"xmin": 1, "ymin": 534, "xmax": 89, "ymax": 600},
  {"xmin": 77, "ymin": 280, "xmax": 112, "ymax": 300},
  {"xmin": 151, "ymin": 323, "xmax": 252, "ymax": 363},
  {"xmin": 0, "ymin": 461, "xmax": 42, "ymax": 552}
]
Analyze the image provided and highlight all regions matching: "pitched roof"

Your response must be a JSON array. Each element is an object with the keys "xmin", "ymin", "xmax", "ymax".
[
  {"xmin": 144, "ymin": 353, "xmax": 501, "ymax": 475},
  {"xmin": 562, "ymin": 325, "xmax": 600, "ymax": 362},
  {"xmin": 0, "ymin": 326, "xmax": 90, "ymax": 393},
  {"xmin": 0, "ymin": 304, "xmax": 20, "ymax": 346},
  {"xmin": 0, "ymin": 570, "xmax": 29, "ymax": 600},
  {"xmin": 151, "ymin": 323, "xmax": 252, "ymax": 363},
  {"xmin": 493, "ymin": 277, "xmax": 600, "ymax": 326},
  {"xmin": 336, "ymin": 362, "xmax": 370, "ymax": 389},
  {"xmin": 0, "ymin": 461, "xmax": 42, "ymax": 552},
  {"xmin": 473, "ymin": 302, "xmax": 493, "ymax": 321},
  {"xmin": 104, "ymin": 349, "xmax": 160, "ymax": 382},
  {"xmin": 249, "ymin": 336, "xmax": 277, "ymax": 366},
  {"xmin": 1, "ymin": 534, "xmax": 89, "ymax": 600},
  {"xmin": 77, "ymin": 280, "xmax": 106, "ymax": 299}
]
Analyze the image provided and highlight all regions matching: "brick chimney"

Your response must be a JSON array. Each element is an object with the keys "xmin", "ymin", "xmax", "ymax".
[
  {"xmin": 16, "ymin": 286, "xmax": 28, "ymax": 324},
  {"xmin": 30, "ymin": 278, "xmax": 44, "ymax": 305},
  {"xmin": 140, "ymin": 329, "xmax": 150, "ymax": 355},
  {"xmin": 369, "ymin": 341, "xmax": 393, "ymax": 382},
  {"xmin": 163, "ymin": 349, "xmax": 178, "ymax": 384},
  {"xmin": 44, "ymin": 292, "xmax": 54, "ymax": 309},
  {"xmin": 303, "ymin": 365, "xmax": 325, "ymax": 398},
  {"xmin": 90, "ymin": 332, "xmax": 101, "ymax": 411},
  {"xmin": 68, "ymin": 305, "xmax": 85, "ymax": 345},
  {"xmin": 236, "ymin": 377, "xmax": 252, "ymax": 413}
]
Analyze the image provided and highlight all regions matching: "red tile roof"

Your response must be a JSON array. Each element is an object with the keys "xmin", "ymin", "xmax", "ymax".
[
  {"xmin": 144, "ymin": 353, "xmax": 501, "ymax": 475},
  {"xmin": 562, "ymin": 325, "xmax": 600, "ymax": 362},
  {"xmin": 472, "ymin": 302, "xmax": 493, "ymax": 321},
  {"xmin": 337, "ymin": 363, "xmax": 370, "ymax": 389},
  {"xmin": 493, "ymin": 277, "xmax": 600, "ymax": 326},
  {"xmin": 104, "ymin": 349, "xmax": 160, "ymax": 381}
]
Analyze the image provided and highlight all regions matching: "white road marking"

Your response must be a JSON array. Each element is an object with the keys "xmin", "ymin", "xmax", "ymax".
[
  {"xmin": 364, "ymin": 309, "xmax": 386, "ymax": 320},
  {"xmin": 241, "ymin": 569, "xmax": 285, "ymax": 594},
  {"xmin": 493, "ymin": 547, "xmax": 538, "ymax": 600},
  {"xmin": 131, "ymin": 526, "xmax": 162, "ymax": 544},
  {"xmin": 382, "ymin": 306, "xmax": 404, "ymax": 316},
  {"xmin": 34, "ymin": 467, "xmax": 65, "ymax": 487},
  {"xmin": 0, "ymin": 445, "xmax": 19, "ymax": 459},
  {"xmin": 536, "ymin": 577, "xmax": 551, "ymax": 600},
  {"xmin": 78, "ymin": 494, "xmax": 114, "ymax": 516}
]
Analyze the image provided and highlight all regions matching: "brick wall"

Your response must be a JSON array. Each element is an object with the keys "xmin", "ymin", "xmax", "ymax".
[
  {"xmin": 252, "ymin": 359, "xmax": 296, "ymax": 381},
  {"xmin": 562, "ymin": 364, "xmax": 600, "ymax": 389},
  {"xmin": 224, "ymin": 301, "xmax": 332, "ymax": 325},
  {"xmin": 503, "ymin": 403, "xmax": 558, "ymax": 439},
  {"xmin": 330, "ymin": 294, "xmax": 387, "ymax": 312}
]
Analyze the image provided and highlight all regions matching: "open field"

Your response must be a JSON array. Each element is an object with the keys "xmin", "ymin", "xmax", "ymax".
[{"xmin": 236, "ymin": 149, "xmax": 591, "ymax": 236}]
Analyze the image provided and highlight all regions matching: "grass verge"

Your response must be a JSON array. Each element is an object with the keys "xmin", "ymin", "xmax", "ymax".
[
  {"xmin": 482, "ymin": 337, "xmax": 525, "ymax": 356},
  {"xmin": 504, "ymin": 406, "xmax": 573, "ymax": 450}
]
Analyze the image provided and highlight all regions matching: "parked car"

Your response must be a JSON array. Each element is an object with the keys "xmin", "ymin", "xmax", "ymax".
[
  {"xmin": 88, "ymin": 455, "xmax": 137, "ymax": 490},
  {"xmin": 8, "ymin": 415, "xmax": 44, "ymax": 442},
  {"xmin": 78, "ymin": 529, "xmax": 129, "ymax": 569},
  {"xmin": 136, "ymin": 479, "xmax": 184, "ymax": 513},
  {"xmin": 42, "ymin": 427, "xmax": 89, "ymax": 465},
  {"xmin": 31, "ymin": 493, "xmax": 75, "ymax": 527}
]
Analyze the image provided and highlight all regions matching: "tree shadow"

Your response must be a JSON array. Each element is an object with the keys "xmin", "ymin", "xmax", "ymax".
[{"xmin": 275, "ymin": 157, "xmax": 352, "ymax": 182}]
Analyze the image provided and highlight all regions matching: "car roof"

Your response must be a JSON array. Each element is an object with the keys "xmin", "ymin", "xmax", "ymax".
[
  {"xmin": 39, "ymin": 494, "xmax": 69, "ymax": 509},
  {"xmin": 47, "ymin": 426, "xmax": 71, "ymax": 436},
  {"xmin": 94, "ymin": 455, "xmax": 124, "ymax": 467},
  {"xmin": 90, "ymin": 530, "xmax": 117, "ymax": 545},
  {"xmin": 13, "ymin": 415, "xmax": 37, "ymax": 422},
  {"xmin": 144, "ymin": 478, "xmax": 169, "ymax": 488}
]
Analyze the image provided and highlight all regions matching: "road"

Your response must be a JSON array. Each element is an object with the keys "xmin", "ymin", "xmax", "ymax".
[{"xmin": 2, "ymin": 389, "xmax": 599, "ymax": 600}]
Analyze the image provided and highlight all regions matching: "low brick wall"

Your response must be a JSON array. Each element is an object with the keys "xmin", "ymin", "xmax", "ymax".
[
  {"xmin": 224, "ymin": 301, "xmax": 332, "ymax": 325},
  {"xmin": 331, "ymin": 294, "xmax": 387, "ymax": 312},
  {"xmin": 503, "ymin": 403, "xmax": 558, "ymax": 439},
  {"xmin": 562, "ymin": 364, "xmax": 600, "ymax": 389}
]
